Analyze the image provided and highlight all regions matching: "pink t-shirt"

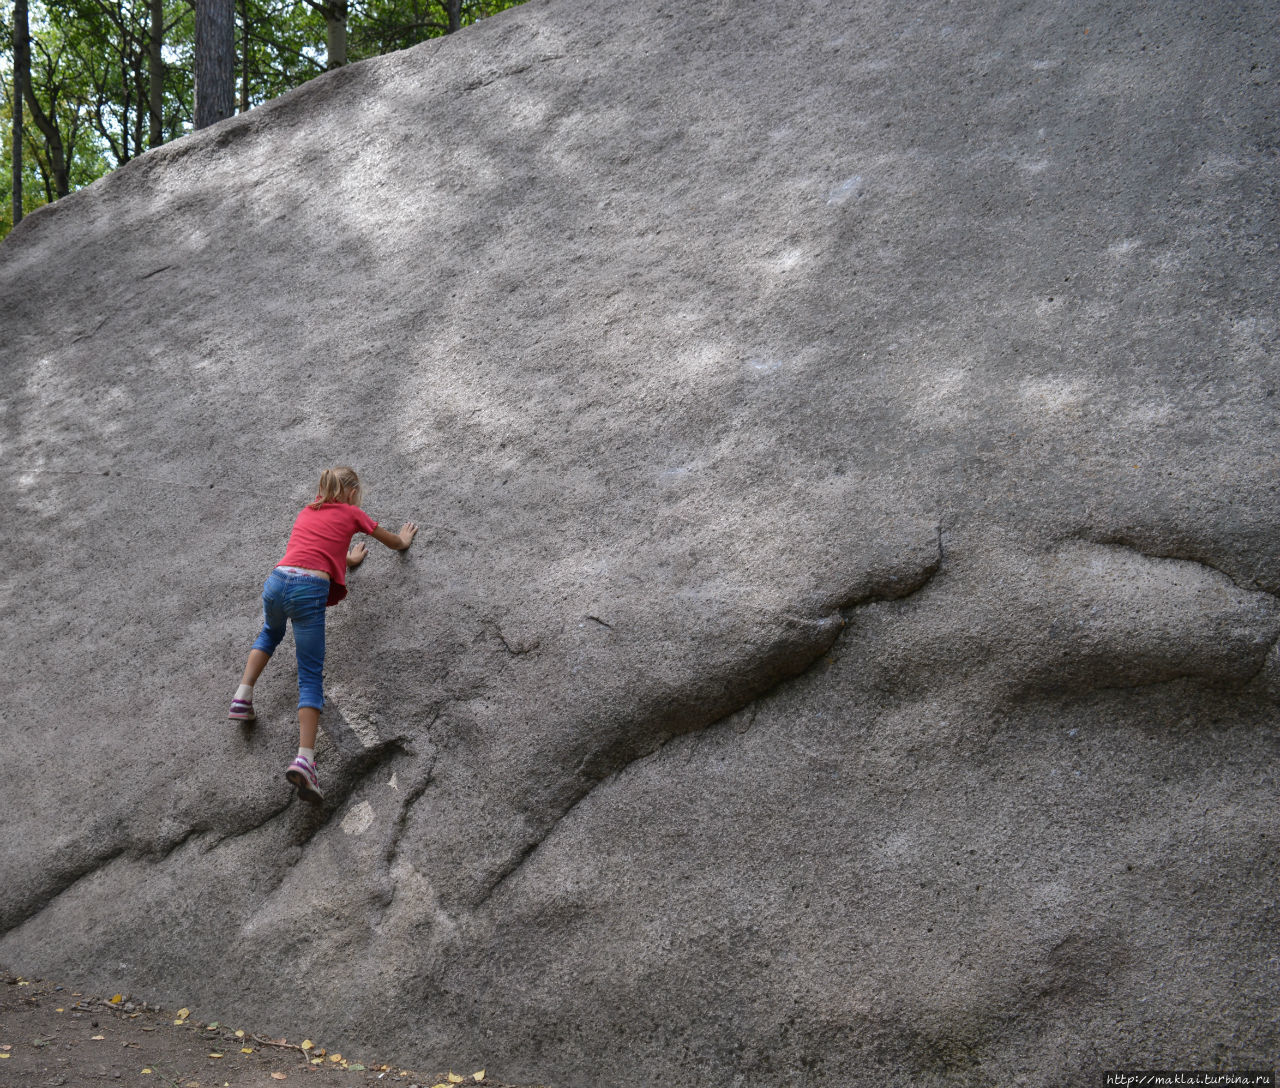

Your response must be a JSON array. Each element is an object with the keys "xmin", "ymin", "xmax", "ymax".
[{"xmin": 279, "ymin": 502, "xmax": 378, "ymax": 606}]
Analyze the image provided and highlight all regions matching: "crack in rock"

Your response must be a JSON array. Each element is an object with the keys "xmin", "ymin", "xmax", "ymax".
[
  {"xmin": 372, "ymin": 754, "xmax": 438, "ymax": 923},
  {"xmin": 474, "ymin": 529, "xmax": 943, "ymax": 908},
  {"xmin": 1012, "ymin": 538, "xmax": 1280, "ymax": 697},
  {"xmin": 1080, "ymin": 530, "xmax": 1280, "ymax": 599},
  {"xmin": 461, "ymin": 52, "xmax": 567, "ymax": 91},
  {"xmin": 0, "ymin": 724, "xmax": 414, "ymax": 941},
  {"xmin": 490, "ymin": 622, "xmax": 541, "ymax": 655},
  {"xmin": 0, "ymin": 847, "xmax": 129, "ymax": 936}
]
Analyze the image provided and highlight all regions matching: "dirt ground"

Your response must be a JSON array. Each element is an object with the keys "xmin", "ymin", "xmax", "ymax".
[{"xmin": 0, "ymin": 974, "xmax": 546, "ymax": 1088}]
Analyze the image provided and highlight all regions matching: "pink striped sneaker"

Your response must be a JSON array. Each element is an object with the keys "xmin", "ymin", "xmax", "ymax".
[
  {"xmin": 285, "ymin": 756, "xmax": 324, "ymax": 805},
  {"xmin": 228, "ymin": 697, "xmax": 256, "ymax": 722}
]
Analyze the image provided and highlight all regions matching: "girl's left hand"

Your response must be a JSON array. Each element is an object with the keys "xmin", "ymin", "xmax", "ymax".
[{"xmin": 347, "ymin": 542, "xmax": 368, "ymax": 568}]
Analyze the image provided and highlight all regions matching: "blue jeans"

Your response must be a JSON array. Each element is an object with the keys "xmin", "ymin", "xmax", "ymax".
[{"xmin": 251, "ymin": 569, "xmax": 329, "ymax": 711}]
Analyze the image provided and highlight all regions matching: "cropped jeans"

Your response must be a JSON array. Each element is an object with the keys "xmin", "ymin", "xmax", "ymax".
[{"xmin": 251, "ymin": 568, "xmax": 329, "ymax": 711}]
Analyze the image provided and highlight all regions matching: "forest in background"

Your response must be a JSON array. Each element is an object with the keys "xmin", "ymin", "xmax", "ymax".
[{"xmin": 0, "ymin": 0, "xmax": 525, "ymax": 241}]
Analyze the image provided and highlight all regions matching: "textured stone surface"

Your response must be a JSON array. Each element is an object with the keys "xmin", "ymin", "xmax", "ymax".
[{"xmin": 2, "ymin": 0, "xmax": 1278, "ymax": 1084}]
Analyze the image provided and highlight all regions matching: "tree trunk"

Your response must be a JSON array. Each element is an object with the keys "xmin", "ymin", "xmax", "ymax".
[
  {"xmin": 446, "ymin": 0, "xmax": 462, "ymax": 34},
  {"xmin": 301, "ymin": 0, "xmax": 347, "ymax": 70},
  {"xmin": 194, "ymin": 0, "xmax": 235, "ymax": 128},
  {"xmin": 121, "ymin": 53, "xmax": 132, "ymax": 161},
  {"xmin": 12, "ymin": 0, "xmax": 30, "ymax": 224},
  {"xmin": 239, "ymin": 0, "xmax": 249, "ymax": 111},
  {"xmin": 134, "ymin": 54, "xmax": 147, "ymax": 157},
  {"xmin": 23, "ymin": 45, "xmax": 70, "ymax": 197},
  {"xmin": 325, "ymin": 0, "xmax": 348, "ymax": 69},
  {"xmin": 148, "ymin": 0, "xmax": 164, "ymax": 147},
  {"xmin": 26, "ymin": 116, "xmax": 69, "ymax": 199}
]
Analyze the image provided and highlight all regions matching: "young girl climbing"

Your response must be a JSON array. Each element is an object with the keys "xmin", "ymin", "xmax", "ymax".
[{"xmin": 229, "ymin": 465, "xmax": 418, "ymax": 804}]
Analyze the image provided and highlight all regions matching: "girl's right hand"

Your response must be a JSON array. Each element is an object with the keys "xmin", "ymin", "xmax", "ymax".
[{"xmin": 372, "ymin": 523, "xmax": 419, "ymax": 551}]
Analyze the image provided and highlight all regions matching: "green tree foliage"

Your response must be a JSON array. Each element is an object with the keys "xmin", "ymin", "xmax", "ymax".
[
  {"xmin": 1, "ymin": 2, "xmax": 108, "ymax": 224},
  {"xmin": 235, "ymin": 0, "xmax": 326, "ymax": 108},
  {"xmin": 49, "ymin": 0, "xmax": 194, "ymax": 161},
  {"xmin": 353, "ymin": 0, "xmax": 516, "ymax": 58},
  {"xmin": 0, "ymin": 0, "xmax": 525, "ymax": 240}
]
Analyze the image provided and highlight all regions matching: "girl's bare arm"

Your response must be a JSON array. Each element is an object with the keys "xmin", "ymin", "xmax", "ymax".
[{"xmin": 372, "ymin": 522, "xmax": 418, "ymax": 551}]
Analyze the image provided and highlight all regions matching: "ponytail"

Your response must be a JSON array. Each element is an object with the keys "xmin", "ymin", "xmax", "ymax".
[{"xmin": 309, "ymin": 465, "xmax": 361, "ymax": 508}]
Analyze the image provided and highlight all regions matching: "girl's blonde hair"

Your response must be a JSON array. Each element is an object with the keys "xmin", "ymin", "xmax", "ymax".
[{"xmin": 310, "ymin": 465, "xmax": 361, "ymax": 508}]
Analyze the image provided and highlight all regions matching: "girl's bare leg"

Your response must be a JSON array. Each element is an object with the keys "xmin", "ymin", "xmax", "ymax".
[
  {"xmin": 240, "ymin": 649, "xmax": 271, "ymax": 688},
  {"xmin": 298, "ymin": 706, "xmax": 319, "ymax": 751}
]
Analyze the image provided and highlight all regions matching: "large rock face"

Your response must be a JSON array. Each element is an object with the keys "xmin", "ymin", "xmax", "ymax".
[{"xmin": 2, "ymin": 0, "xmax": 1277, "ymax": 1083}]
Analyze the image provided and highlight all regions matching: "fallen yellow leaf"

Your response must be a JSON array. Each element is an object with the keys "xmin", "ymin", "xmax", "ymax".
[
  {"xmin": 56, "ymin": 1008, "xmax": 64, "ymax": 1013},
  {"xmin": 431, "ymin": 1083, "xmax": 451, "ymax": 1088},
  {"xmin": 474, "ymin": 1073, "xmax": 485, "ymax": 1083},
  {"xmin": 271, "ymin": 1076, "xmax": 288, "ymax": 1082},
  {"xmin": 300, "ymin": 1039, "xmax": 313, "ymax": 1051},
  {"xmin": 234, "ymin": 1030, "xmax": 244, "ymax": 1038},
  {"xmin": 310, "ymin": 1058, "xmax": 324, "ymax": 1065},
  {"xmin": 109, "ymin": 994, "xmax": 124, "ymax": 1005},
  {"xmin": 91, "ymin": 1035, "xmax": 105, "ymax": 1041},
  {"xmin": 208, "ymin": 1052, "xmax": 224, "ymax": 1058},
  {"xmin": 174, "ymin": 1020, "xmax": 186, "ymax": 1026},
  {"xmin": 448, "ymin": 1075, "xmax": 464, "ymax": 1084},
  {"xmin": 241, "ymin": 1047, "xmax": 254, "ymax": 1053},
  {"xmin": 0, "ymin": 1054, "xmax": 10, "ymax": 1060},
  {"xmin": 140, "ymin": 1068, "xmax": 152, "ymax": 1074},
  {"xmin": 177, "ymin": 1008, "xmax": 191, "ymax": 1019}
]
